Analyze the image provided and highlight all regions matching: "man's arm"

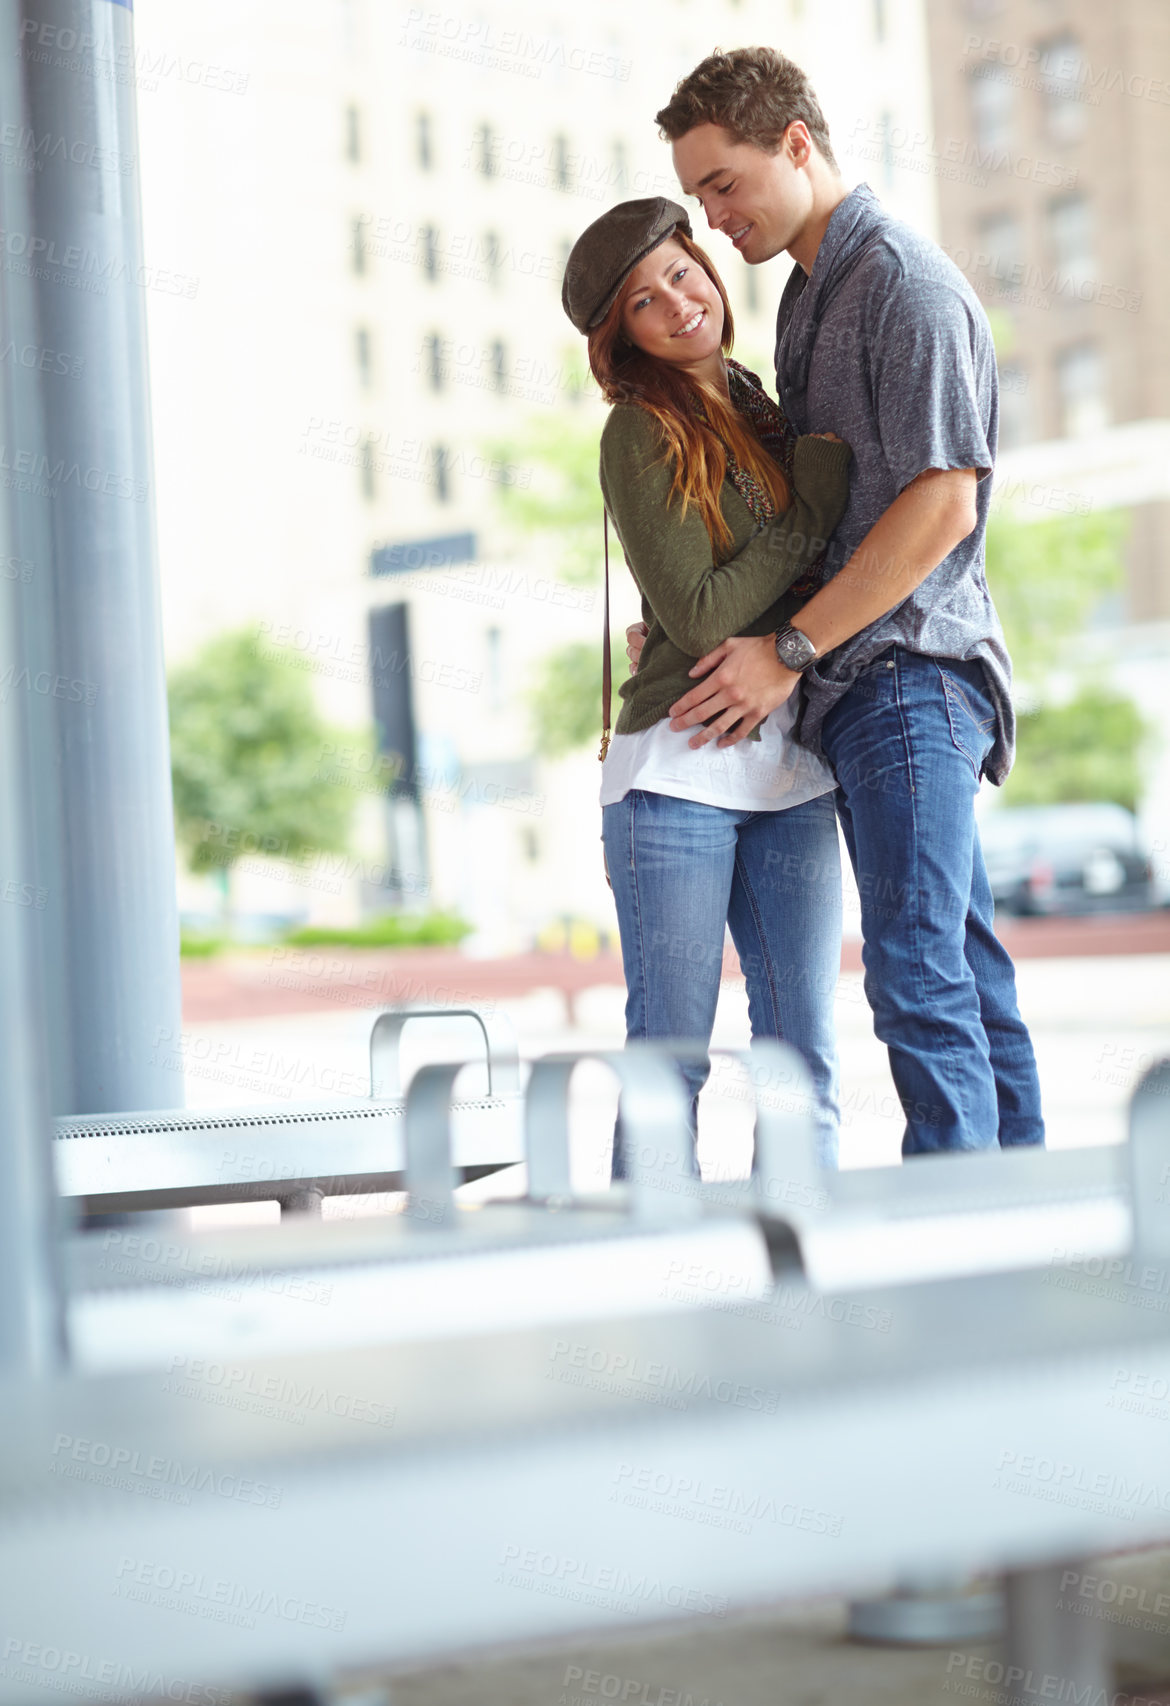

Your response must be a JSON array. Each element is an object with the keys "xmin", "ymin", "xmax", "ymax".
[{"xmin": 667, "ymin": 465, "xmax": 978, "ymax": 747}]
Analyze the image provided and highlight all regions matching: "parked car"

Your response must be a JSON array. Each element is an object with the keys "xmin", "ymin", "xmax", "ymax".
[{"xmin": 979, "ymin": 803, "xmax": 1156, "ymax": 917}]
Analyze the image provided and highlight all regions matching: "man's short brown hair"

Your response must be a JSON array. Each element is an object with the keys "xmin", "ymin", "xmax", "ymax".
[{"xmin": 656, "ymin": 46, "xmax": 838, "ymax": 171}]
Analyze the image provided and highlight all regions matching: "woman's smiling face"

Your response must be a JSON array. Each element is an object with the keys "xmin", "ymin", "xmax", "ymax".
[{"xmin": 618, "ymin": 237, "xmax": 725, "ymax": 379}]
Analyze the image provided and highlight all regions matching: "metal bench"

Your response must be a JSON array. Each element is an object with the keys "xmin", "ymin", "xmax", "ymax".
[
  {"xmin": 66, "ymin": 1041, "xmax": 805, "ymax": 1373},
  {"xmin": 7, "ymin": 1059, "xmax": 1170, "ymax": 1704},
  {"xmin": 63, "ymin": 1028, "xmax": 1155, "ymax": 1360},
  {"xmin": 720, "ymin": 1068, "xmax": 1136, "ymax": 1292},
  {"xmin": 52, "ymin": 1007, "xmax": 524, "ymax": 1218}
]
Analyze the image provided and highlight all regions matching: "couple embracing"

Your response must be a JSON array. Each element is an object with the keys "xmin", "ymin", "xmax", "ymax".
[{"xmin": 559, "ymin": 47, "xmax": 1045, "ymax": 1167}]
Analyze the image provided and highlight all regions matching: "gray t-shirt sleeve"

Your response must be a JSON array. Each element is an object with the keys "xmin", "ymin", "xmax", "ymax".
[{"xmin": 871, "ymin": 278, "xmax": 994, "ymax": 496}]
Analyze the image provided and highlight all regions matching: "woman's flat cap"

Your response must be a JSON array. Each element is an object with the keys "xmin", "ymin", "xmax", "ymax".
[{"xmin": 561, "ymin": 197, "xmax": 693, "ymax": 334}]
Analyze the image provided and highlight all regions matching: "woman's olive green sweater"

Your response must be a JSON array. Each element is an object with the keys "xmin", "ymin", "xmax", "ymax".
[{"xmin": 599, "ymin": 404, "xmax": 853, "ymax": 735}]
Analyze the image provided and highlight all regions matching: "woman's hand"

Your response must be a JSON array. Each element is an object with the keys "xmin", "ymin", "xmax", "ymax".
[
  {"xmin": 626, "ymin": 621, "xmax": 648, "ymax": 675},
  {"xmin": 815, "ymin": 432, "xmax": 844, "ymax": 443}
]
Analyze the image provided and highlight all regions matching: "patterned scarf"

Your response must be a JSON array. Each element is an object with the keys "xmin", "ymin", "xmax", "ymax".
[
  {"xmin": 704, "ymin": 359, "xmax": 827, "ymax": 598},
  {"xmin": 724, "ymin": 358, "xmax": 792, "ymax": 522}
]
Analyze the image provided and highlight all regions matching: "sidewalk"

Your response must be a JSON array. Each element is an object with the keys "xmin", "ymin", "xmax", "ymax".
[{"xmin": 385, "ymin": 1546, "xmax": 1170, "ymax": 1706}]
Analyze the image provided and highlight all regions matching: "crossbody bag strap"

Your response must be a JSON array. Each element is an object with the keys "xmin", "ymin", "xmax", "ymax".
[{"xmin": 599, "ymin": 509, "xmax": 611, "ymax": 762}]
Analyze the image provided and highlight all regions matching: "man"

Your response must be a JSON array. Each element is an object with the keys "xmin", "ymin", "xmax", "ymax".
[{"xmin": 635, "ymin": 46, "xmax": 1043, "ymax": 1154}]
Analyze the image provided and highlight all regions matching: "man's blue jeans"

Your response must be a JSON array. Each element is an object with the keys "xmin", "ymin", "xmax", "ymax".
[
  {"xmin": 820, "ymin": 646, "xmax": 1044, "ymax": 1155},
  {"xmin": 601, "ymin": 788, "xmax": 842, "ymax": 1169}
]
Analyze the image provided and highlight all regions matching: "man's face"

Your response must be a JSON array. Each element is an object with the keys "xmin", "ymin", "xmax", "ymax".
[{"xmin": 671, "ymin": 123, "xmax": 813, "ymax": 265}]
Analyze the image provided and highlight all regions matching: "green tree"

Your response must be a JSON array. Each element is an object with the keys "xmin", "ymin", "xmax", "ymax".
[
  {"xmin": 168, "ymin": 629, "xmax": 357, "ymax": 926},
  {"xmin": 984, "ymin": 507, "xmax": 1156, "ymax": 808},
  {"xmin": 527, "ymin": 638, "xmax": 629, "ymax": 759},
  {"xmin": 490, "ymin": 388, "xmax": 617, "ymax": 757},
  {"xmin": 984, "ymin": 507, "xmax": 1129, "ymax": 694},
  {"xmin": 489, "ymin": 364, "xmax": 606, "ymax": 586},
  {"xmin": 1005, "ymin": 689, "xmax": 1151, "ymax": 813}
]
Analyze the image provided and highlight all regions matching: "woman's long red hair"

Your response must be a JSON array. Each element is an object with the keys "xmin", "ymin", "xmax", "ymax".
[{"xmin": 587, "ymin": 231, "xmax": 790, "ymax": 551}]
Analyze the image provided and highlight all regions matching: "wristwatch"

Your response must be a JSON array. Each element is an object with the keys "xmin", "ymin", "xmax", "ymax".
[{"xmin": 774, "ymin": 623, "xmax": 818, "ymax": 673}]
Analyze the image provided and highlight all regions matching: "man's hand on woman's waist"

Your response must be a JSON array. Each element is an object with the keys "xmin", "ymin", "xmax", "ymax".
[
  {"xmin": 626, "ymin": 622, "xmax": 798, "ymax": 746},
  {"xmin": 668, "ymin": 634, "xmax": 797, "ymax": 747}
]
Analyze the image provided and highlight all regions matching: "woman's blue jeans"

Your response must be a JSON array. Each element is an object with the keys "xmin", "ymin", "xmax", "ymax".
[
  {"xmin": 601, "ymin": 787, "xmax": 842, "ymax": 1172},
  {"xmin": 820, "ymin": 646, "xmax": 1045, "ymax": 1155}
]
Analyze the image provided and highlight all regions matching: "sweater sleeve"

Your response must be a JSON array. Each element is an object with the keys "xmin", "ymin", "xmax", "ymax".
[{"xmin": 599, "ymin": 405, "xmax": 852, "ymax": 657}]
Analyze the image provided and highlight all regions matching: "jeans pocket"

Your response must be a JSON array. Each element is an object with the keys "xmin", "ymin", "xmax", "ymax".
[
  {"xmin": 853, "ymin": 645, "xmax": 897, "ymax": 679},
  {"xmin": 822, "ymin": 650, "xmax": 896, "ymax": 744},
  {"xmin": 936, "ymin": 661, "xmax": 995, "ymax": 781},
  {"xmin": 827, "ymin": 645, "xmax": 896, "ymax": 695}
]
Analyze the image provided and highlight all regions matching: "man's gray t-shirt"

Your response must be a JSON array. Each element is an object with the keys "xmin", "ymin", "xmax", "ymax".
[{"xmin": 774, "ymin": 183, "xmax": 1014, "ymax": 782}]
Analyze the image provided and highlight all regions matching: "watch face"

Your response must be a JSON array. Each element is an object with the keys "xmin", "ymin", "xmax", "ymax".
[{"xmin": 778, "ymin": 628, "xmax": 815, "ymax": 670}]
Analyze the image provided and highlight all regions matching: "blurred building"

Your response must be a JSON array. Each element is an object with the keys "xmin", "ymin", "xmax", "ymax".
[
  {"xmin": 925, "ymin": 0, "xmax": 1170, "ymax": 619},
  {"xmin": 136, "ymin": 0, "xmax": 936, "ymax": 948}
]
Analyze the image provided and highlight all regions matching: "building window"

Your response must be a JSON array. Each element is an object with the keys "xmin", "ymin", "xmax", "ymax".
[
  {"xmin": 1056, "ymin": 343, "xmax": 1107, "ymax": 437},
  {"xmin": 489, "ymin": 340, "xmax": 507, "ymax": 392},
  {"xmin": 977, "ymin": 211, "xmax": 1022, "ymax": 286},
  {"xmin": 355, "ymin": 326, "xmax": 373, "ymax": 388},
  {"xmin": 431, "ymin": 443, "xmax": 451, "ymax": 504},
  {"xmin": 473, "ymin": 122, "xmax": 496, "ymax": 178},
  {"xmin": 420, "ymin": 225, "xmax": 440, "ymax": 282},
  {"xmin": 1040, "ymin": 34, "xmax": 1088, "ymax": 143},
  {"xmin": 552, "ymin": 133, "xmax": 572, "ymax": 192},
  {"xmin": 969, "ymin": 65, "xmax": 1014, "ymax": 152},
  {"xmin": 360, "ymin": 435, "xmax": 377, "ymax": 502},
  {"xmin": 1047, "ymin": 194, "xmax": 1094, "ymax": 292},
  {"xmin": 744, "ymin": 267, "xmax": 759, "ymax": 314},
  {"xmin": 416, "ymin": 111, "xmax": 433, "ymax": 170},
  {"xmin": 485, "ymin": 625, "xmax": 503, "ymax": 710},
  {"xmin": 344, "ymin": 105, "xmax": 361, "ymax": 163},
  {"xmin": 481, "ymin": 230, "xmax": 501, "ymax": 287},
  {"xmin": 997, "ymin": 365, "xmax": 1031, "ymax": 449},
  {"xmin": 423, "ymin": 332, "xmax": 444, "ymax": 392},
  {"xmin": 873, "ymin": 0, "xmax": 887, "ymax": 39},
  {"xmin": 610, "ymin": 139, "xmax": 628, "ymax": 192},
  {"xmin": 351, "ymin": 217, "xmax": 368, "ymax": 275}
]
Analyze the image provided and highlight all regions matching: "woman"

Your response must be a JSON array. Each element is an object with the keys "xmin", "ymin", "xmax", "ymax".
[{"xmin": 561, "ymin": 197, "xmax": 852, "ymax": 1169}]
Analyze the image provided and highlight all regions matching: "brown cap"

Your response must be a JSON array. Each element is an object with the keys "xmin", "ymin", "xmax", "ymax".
[{"xmin": 561, "ymin": 197, "xmax": 693, "ymax": 334}]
